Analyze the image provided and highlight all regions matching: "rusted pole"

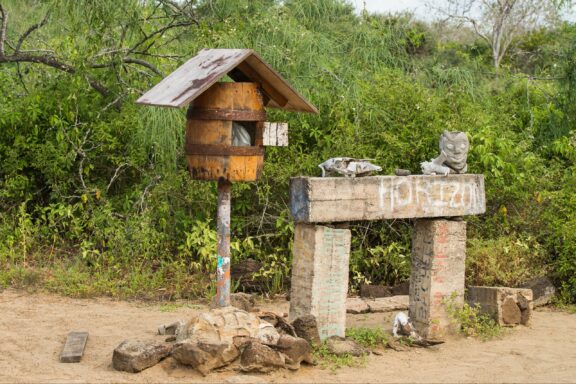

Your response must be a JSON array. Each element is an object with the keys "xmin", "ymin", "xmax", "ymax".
[{"xmin": 216, "ymin": 178, "xmax": 232, "ymax": 307}]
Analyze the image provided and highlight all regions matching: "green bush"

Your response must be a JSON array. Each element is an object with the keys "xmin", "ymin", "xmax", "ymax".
[{"xmin": 0, "ymin": 0, "xmax": 575, "ymax": 301}]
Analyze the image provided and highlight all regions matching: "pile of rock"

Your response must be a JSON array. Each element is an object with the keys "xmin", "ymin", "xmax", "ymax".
[
  {"xmin": 466, "ymin": 286, "xmax": 533, "ymax": 326},
  {"xmin": 113, "ymin": 305, "xmax": 315, "ymax": 375}
]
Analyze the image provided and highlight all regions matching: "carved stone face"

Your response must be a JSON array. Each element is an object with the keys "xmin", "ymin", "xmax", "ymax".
[{"xmin": 440, "ymin": 131, "xmax": 469, "ymax": 171}]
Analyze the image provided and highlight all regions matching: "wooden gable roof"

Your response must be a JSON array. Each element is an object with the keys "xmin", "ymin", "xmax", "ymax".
[{"xmin": 136, "ymin": 48, "xmax": 318, "ymax": 113}]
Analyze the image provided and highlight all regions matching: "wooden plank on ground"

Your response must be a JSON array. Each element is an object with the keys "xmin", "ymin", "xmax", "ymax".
[
  {"xmin": 290, "ymin": 175, "xmax": 485, "ymax": 223},
  {"xmin": 60, "ymin": 332, "xmax": 89, "ymax": 363}
]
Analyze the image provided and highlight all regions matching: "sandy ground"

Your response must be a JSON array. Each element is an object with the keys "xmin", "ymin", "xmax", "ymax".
[{"xmin": 1, "ymin": 289, "xmax": 575, "ymax": 383}]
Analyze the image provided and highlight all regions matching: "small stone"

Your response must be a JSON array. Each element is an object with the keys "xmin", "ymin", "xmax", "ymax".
[
  {"xmin": 274, "ymin": 335, "xmax": 313, "ymax": 369},
  {"xmin": 291, "ymin": 315, "xmax": 320, "ymax": 345},
  {"xmin": 366, "ymin": 296, "xmax": 409, "ymax": 313},
  {"xmin": 501, "ymin": 297, "xmax": 521, "ymax": 325},
  {"xmin": 112, "ymin": 340, "xmax": 172, "ymax": 373},
  {"xmin": 360, "ymin": 284, "xmax": 392, "ymax": 298},
  {"xmin": 395, "ymin": 169, "xmax": 411, "ymax": 176},
  {"xmin": 346, "ymin": 298, "xmax": 370, "ymax": 314},
  {"xmin": 325, "ymin": 336, "xmax": 368, "ymax": 357},
  {"xmin": 240, "ymin": 341, "xmax": 286, "ymax": 373},
  {"xmin": 158, "ymin": 320, "xmax": 185, "ymax": 336},
  {"xmin": 171, "ymin": 341, "xmax": 239, "ymax": 376}
]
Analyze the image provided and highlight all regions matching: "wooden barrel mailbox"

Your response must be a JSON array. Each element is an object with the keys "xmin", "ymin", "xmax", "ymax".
[
  {"xmin": 185, "ymin": 82, "xmax": 265, "ymax": 181},
  {"xmin": 136, "ymin": 48, "xmax": 317, "ymax": 307}
]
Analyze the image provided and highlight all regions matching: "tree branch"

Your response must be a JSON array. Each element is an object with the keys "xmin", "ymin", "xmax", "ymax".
[
  {"xmin": 128, "ymin": 20, "xmax": 195, "ymax": 54},
  {"xmin": 0, "ymin": 53, "xmax": 109, "ymax": 96},
  {"xmin": 90, "ymin": 57, "xmax": 163, "ymax": 76},
  {"xmin": 0, "ymin": 4, "xmax": 7, "ymax": 56},
  {"xmin": 15, "ymin": 12, "xmax": 49, "ymax": 52},
  {"xmin": 123, "ymin": 57, "xmax": 163, "ymax": 76}
]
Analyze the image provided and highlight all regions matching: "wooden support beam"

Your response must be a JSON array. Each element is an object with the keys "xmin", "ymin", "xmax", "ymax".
[
  {"xmin": 216, "ymin": 179, "xmax": 232, "ymax": 307},
  {"xmin": 290, "ymin": 175, "xmax": 485, "ymax": 223}
]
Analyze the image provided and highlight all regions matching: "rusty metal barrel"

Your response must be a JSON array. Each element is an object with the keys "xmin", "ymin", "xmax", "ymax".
[{"xmin": 185, "ymin": 82, "xmax": 266, "ymax": 182}]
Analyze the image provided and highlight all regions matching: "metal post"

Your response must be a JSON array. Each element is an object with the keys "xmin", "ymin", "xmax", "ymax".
[{"xmin": 216, "ymin": 178, "xmax": 232, "ymax": 307}]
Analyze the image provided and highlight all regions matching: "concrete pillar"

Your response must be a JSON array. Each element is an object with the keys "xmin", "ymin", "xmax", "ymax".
[
  {"xmin": 289, "ymin": 224, "xmax": 351, "ymax": 340},
  {"xmin": 410, "ymin": 219, "xmax": 466, "ymax": 339}
]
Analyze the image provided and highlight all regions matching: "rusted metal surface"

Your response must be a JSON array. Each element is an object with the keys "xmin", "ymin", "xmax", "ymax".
[
  {"xmin": 185, "ymin": 144, "xmax": 264, "ymax": 157},
  {"xmin": 187, "ymin": 108, "xmax": 267, "ymax": 121},
  {"xmin": 216, "ymin": 179, "xmax": 232, "ymax": 307},
  {"xmin": 136, "ymin": 48, "xmax": 318, "ymax": 113}
]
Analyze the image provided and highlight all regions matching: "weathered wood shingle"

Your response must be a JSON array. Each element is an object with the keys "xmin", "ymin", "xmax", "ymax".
[{"xmin": 136, "ymin": 49, "xmax": 317, "ymax": 113}]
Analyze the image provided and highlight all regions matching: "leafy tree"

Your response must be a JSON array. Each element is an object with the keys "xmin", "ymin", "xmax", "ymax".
[{"xmin": 432, "ymin": 0, "xmax": 571, "ymax": 68}]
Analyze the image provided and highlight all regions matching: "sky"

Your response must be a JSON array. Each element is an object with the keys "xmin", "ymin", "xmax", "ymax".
[
  {"xmin": 351, "ymin": 0, "xmax": 432, "ymax": 20},
  {"xmin": 351, "ymin": 0, "xmax": 576, "ymax": 22}
]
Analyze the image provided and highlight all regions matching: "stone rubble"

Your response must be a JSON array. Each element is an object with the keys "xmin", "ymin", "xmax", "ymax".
[
  {"xmin": 291, "ymin": 314, "xmax": 320, "ymax": 345},
  {"xmin": 240, "ymin": 340, "xmax": 286, "ymax": 373},
  {"xmin": 113, "ymin": 306, "xmax": 315, "ymax": 376},
  {"xmin": 346, "ymin": 295, "xmax": 408, "ymax": 314},
  {"xmin": 171, "ymin": 340, "xmax": 239, "ymax": 376},
  {"xmin": 112, "ymin": 340, "xmax": 172, "ymax": 373},
  {"xmin": 466, "ymin": 286, "xmax": 533, "ymax": 326}
]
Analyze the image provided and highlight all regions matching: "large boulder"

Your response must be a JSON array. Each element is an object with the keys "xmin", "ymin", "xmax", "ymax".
[
  {"xmin": 112, "ymin": 340, "xmax": 172, "ymax": 373},
  {"xmin": 520, "ymin": 277, "xmax": 556, "ymax": 307},
  {"xmin": 274, "ymin": 335, "xmax": 314, "ymax": 369},
  {"xmin": 291, "ymin": 315, "xmax": 320, "ymax": 345},
  {"xmin": 240, "ymin": 341, "xmax": 286, "ymax": 373},
  {"xmin": 171, "ymin": 341, "xmax": 239, "ymax": 376},
  {"xmin": 501, "ymin": 296, "xmax": 522, "ymax": 325}
]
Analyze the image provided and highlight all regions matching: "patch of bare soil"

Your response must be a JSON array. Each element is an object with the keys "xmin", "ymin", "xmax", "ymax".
[{"xmin": 1, "ymin": 289, "xmax": 575, "ymax": 383}]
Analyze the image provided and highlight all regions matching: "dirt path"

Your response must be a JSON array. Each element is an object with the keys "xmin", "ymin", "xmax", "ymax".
[{"xmin": 1, "ymin": 289, "xmax": 575, "ymax": 383}]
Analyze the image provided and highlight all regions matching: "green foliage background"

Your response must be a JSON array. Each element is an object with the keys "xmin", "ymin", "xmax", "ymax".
[{"xmin": 0, "ymin": 0, "xmax": 575, "ymax": 302}]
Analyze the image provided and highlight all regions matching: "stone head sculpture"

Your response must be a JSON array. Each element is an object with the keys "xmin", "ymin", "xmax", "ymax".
[
  {"xmin": 440, "ymin": 131, "xmax": 469, "ymax": 173},
  {"xmin": 421, "ymin": 131, "xmax": 469, "ymax": 175}
]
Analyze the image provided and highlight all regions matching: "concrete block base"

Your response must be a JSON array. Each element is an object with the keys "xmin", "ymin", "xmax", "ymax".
[
  {"xmin": 466, "ymin": 286, "xmax": 533, "ymax": 326},
  {"xmin": 409, "ymin": 219, "xmax": 466, "ymax": 339},
  {"xmin": 289, "ymin": 224, "xmax": 351, "ymax": 340}
]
